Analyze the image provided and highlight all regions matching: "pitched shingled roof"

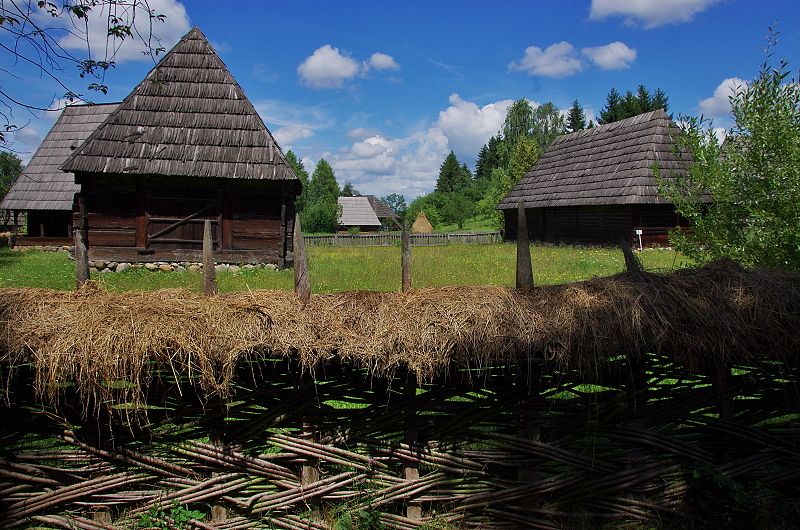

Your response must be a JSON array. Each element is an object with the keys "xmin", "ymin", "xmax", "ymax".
[
  {"xmin": 1, "ymin": 103, "xmax": 118, "ymax": 211},
  {"xmin": 338, "ymin": 196, "xmax": 381, "ymax": 227},
  {"xmin": 366, "ymin": 195, "xmax": 400, "ymax": 220},
  {"xmin": 497, "ymin": 109, "xmax": 688, "ymax": 210},
  {"xmin": 61, "ymin": 27, "xmax": 296, "ymax": 182}
]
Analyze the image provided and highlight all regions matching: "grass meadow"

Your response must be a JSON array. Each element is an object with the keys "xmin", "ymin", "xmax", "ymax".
[{"xmin": 0, "ymin": 243, "xmax": 690, "ymax": 293}]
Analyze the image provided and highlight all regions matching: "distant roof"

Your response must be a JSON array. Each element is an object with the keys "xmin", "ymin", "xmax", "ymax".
[
  {"xmin": 338, "ymin": 196, "xmax": 381, "ymax": 227},
  {"xmin": 497, "ymin": 109, "xmax": 689, "ymax": 210},
  {"xmin": 366, "ymin": 195, "xmax": 400, "ymax": 220},
  {"xmin": 61, "ymin": 27, "xmax": 296, "ymax": 182},
  {"xmin": 1, "ymin": 103, "xmax": 118, "ymax": 211}
]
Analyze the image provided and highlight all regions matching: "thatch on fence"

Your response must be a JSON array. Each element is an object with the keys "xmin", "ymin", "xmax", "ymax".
[{"xmin": 1, "ymin": 258, "xmax": 799, "ymax": 413}]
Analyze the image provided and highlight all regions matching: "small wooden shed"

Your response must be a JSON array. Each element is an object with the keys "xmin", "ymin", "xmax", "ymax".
[
  {"xmin": 0, "ymin": 103, "xmax": 118, "ymax": 246},
  {"xmin": 497, "ymin": 109, "xmax": 689, "ymax": 246},
  {"xmin": 60, "ymin": 27, "xmax": 299, "ymax": 265},
  {"xmin": 337, "ymin": 195, "xmax": 400, "ymax": 232}
]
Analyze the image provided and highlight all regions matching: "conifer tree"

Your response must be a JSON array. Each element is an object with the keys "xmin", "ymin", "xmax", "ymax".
[{"xmin": 567, "ymin": 100, "xmax": 586, "ymax": 132}]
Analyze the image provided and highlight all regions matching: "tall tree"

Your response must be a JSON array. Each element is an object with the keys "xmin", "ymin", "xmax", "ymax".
[
  {"xmin": 286, "ymin": 150, "xmax": 310, "ymax": 212},
  {"xmin": 435, "ymin": 152, "xmax": 472, "ymax": 194},
  {"xmin": 598, "ymin": 85, "xmax": 670, "ymax": 124},
  {"xmin": 502, "ymin": 99, "xmax": 535, "ymax": 148},
  {"xmin": 380, "ymin": 193, "xmax": 407, "ymax": 218},
  {"xmin": 0, "ymin": 1, "xmax": 167, "ymax": 143},
  {"xmin": 657, "ymin": 29, "xmax": 800, "ymax": 271},
  {"xmin": 567, "ymin": 100, "xmax": 587, "ymax": 132},
  {"xmin": 0, "ymin": 151, "xmax": 23, "ymax": 198},
  {"xmin": 340, "ymin": 182, "xmax": 361, "ymax": 197},
  {"xmin": 301, "ymin": 159, "xmax": 340, "ymax": 233},
  {"xmin": 531, "ymin": 102, "xmax": 567, "ymax": 151}
]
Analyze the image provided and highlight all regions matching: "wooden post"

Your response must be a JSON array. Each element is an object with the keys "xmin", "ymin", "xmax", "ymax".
[
  {"xmin": 403, "ymin": 374, "xmax": 422, "ymax": 521},
  {"xmin": 299, "ymin": 375, "xmax": 320, "ymax": 520},
  {"xmin": 74, "ymin": 229, "xmax": 90, "ymax": 288},
  {"xmin": 516, "ymin": 202, "xmax": 534, "ymax": 289},
  {"xmin": 293, "ymin": 214, "xmax": 311, "ymax": 304},
  {"xmin": 210, "ymin": 429, "xmax": 228, "ymax": 523},
  {"xmin": 401, "ymin": 221, "xmax": 412, "ymax": 292},
  {"xmin": 621, "ymin": 238, "xmax": 645, "ymax": 281},
  {"xmin": 203, "ymin": 220, "xmax": 217, "ymax": 295},
  {"xmin": 278, "ymin": 192, "xmax": 287, "ymax": 269},
  {"xmin": 10, "ymin": 210, "xmax": 18, "ymax": 247}
]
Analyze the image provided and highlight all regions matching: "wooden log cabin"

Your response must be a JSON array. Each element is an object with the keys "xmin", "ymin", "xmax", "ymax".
[
  {"xmin": 60, "ymin": 27, "xmax": 300, "ymax": 266},
  {"xmin": 497, "ymin": 109, "xmax": 691, "ymax": 246}
]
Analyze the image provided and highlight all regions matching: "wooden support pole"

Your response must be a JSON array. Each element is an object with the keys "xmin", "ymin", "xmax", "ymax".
[
  {"xmin": 516, "ymin": 202, "xmax": 534, "ymax": 289},
  {"xmin": 621, "ymin": 238, "xmax": 645, "ymax": 281},
  {"xmin": 403, "ymin": 374, "xmax": 422, "ymax": 521},
  {"xmin": 293, "ymin": 213, "xmax": 311, "ymax": 304},
  {"xmin": 299, "ymin": 375, "xmax": 320, "ymax": 521},
  {"xmin": 278, "ymin": 193, "xmax": 287, "ymax": 269},
  {"xmin": 74, "ymin": 228, "xmax": 90, "ymax": 289},
  {"xmin": 203, "ymin": 220, "xmax": 217, "ymax": 296},
  {"xmin": 401, "ymin": 220, "xmax": 412, "ymax": 292}
]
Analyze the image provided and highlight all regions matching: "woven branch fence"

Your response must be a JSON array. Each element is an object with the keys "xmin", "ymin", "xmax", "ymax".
[{"xmin": 1, "ymin": 260, "xmax": 799, "ymax": 530}]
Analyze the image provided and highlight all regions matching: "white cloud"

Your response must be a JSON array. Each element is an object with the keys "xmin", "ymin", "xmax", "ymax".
[
  {"xmin": 53, "ymin": 0, "xmax": 191, "ymax": 62},
  {"xmin": 589, "ymin": 0, "xmax": 725, "ymax": 28},
  {"xmin": 509, "ymin": 42, "xmax": 584, "ymax": 78},
  {"xmin": 324, "ymin": 95, "xmax": 517, "ymax": 200},
  {"xmin": 366, "ymin": 53, "xmax": 400, "ymax": 71},
  {"xmin": 699, "ymin": 77, "xmax": 746, "ymax": 116},
  {"xmin": 297, "ymin": 45, "xmax": 361, "ymax": 89},
  {"xmin": 273, "ymin": 125, "xmax": 315, "ymax": 148},
  {"xmin": 510, "ymin": 41, "xmax": 636, "ymax": 78},
  {"xmin": 298, "ymin": 46, "xmax": 401, "ymax": 89},
  {"xmin": 435, "ymin": 94, "xmax": 513, "ymax": 158},
  {"xmin": 582, "ymin": 42, "xmax": 637, "ymax": 70}
]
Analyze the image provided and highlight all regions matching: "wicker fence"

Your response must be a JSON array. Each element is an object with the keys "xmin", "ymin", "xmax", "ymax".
[
  {"xmin": 303, "ymin": 231, "xmax": 501, "ymax": 247},
  {"xmin": 2, "ymin": 354, "xmax": 798, "ymax": 530}
]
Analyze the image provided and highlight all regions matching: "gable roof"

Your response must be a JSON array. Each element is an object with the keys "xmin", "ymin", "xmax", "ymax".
[
  {"xmin": 1, "ymin": 103, "xmax": 118, "ymax": 211},
  {"xmin": 497, "ymin": 109, "xmax": 688, "ymax": 210},
  {"xmin": 366, "ymin": 195, "xmax": 400, "ymax": 220},
  {"xmin": 61, "ymin": 27, "xmax": 296, "ymax": 182},
  {"xmin": 338, "ymin": 196, "xmax": 381, "ymax": 227}
]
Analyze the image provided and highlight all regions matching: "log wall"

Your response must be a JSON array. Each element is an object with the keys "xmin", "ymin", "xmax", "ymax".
[{"xmin": 77, "ymin": 175, "xmax": 296, "ymax": 264}]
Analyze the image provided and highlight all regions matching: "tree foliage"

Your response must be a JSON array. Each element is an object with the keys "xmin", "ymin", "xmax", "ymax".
[
  {"xmin": 567, "ymin": 100, "xmax": 586, "ymax": 132},
  {"xmin": 300, "ymin": 158, "xmax": 341, "ymax": 233},
  {"xmin": 286, "ymin": 150, "xmax": 310, "ymax": 213},
  {"xmin": 0, "ymin": 1, "xmax": 167, "ymax": 144},
  {"xmin": 380, "ymin": 193, "xmax": 407, "ymax": 219},
  {"xmin": 0, "ymin": 150, "xmax": 23, "ymax": 198},
  {"xmin": 435, "ymin": 151, "xmax": 472, "ymax": 194},
  {"xmin": 340, "ymin": 182, "xmax": 361, "ymax": 197},
  {"xmin": 657, "ymin": 29, "xmax": 800, "ymax": 271},
  {"xmin": 598, "ymin": 85, "xmax": 669, "ymax": 125}
]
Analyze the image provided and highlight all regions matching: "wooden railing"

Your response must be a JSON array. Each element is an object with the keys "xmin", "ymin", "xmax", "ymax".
[{"xmin": 303, "ymin": 231, "xmax": 501, "ymax": 247}]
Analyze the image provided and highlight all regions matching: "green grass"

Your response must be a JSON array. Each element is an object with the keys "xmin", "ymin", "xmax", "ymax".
[{"xmin": 0, "ymin": 244, "xmax": 690, "ymax": 293}]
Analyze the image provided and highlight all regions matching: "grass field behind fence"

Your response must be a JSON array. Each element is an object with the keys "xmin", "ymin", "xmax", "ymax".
[{"xmin": 0, "ymin": 244, "xmax": 691, "ymax": 293}]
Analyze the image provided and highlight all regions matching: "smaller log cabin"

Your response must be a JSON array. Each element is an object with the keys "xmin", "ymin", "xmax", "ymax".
[
  {"xmin": 60, "ymin": 27, "xmax": 299, "ymax": 265},
  {"xmin": 497, "ymin": 109, "xmax": 690, "ymax": 246},
  {"xmin": 0, "ymin": 103, "xmax": 118, "ymax": 246}
]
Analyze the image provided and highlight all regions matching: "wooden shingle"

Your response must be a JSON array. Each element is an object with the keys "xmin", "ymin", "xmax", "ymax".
[
  {"xmin": 1, "ymin": 104, "xmax": 118, "ymax": 211},
  {"xmin": 61, "ymin": 27, "xmax": 296, "ymax": 182}
]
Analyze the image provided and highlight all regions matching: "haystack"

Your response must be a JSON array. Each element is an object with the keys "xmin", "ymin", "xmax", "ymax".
[
  {"xmin": 1, "ymin": 258, "xmax": 799, "ymax": 414},
  {"xmin": 411, "ymin": 211, "xmax": 434, "ymax": 234}
]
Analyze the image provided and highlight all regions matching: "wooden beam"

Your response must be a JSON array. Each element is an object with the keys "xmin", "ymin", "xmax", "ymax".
[
  {"xmin": 74, "ymin": 229, "xmax": 90, "ymax": 289},
  {"xmin": 203, "ymin": 220, "xmax": 217, "ymax": 296},
  {"xmin": 516, "ymin": 202, "xmax": 534, "ymax": 289},
  {"xmin": 401, "ymin": 220, "xmax": 412, "ymax": 292},
  {"xmin": 293, "ymin": 214, "xmax": 311, "ymax": 304}
]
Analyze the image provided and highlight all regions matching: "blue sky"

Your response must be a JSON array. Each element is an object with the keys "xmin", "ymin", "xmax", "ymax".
[{"xmin": 4, "ymin": 0, "xmax": 799, "ymax": 201}]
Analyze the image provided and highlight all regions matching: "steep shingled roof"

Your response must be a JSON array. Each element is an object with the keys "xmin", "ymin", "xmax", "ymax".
[
  {"xmin": 1, "ymin": 104, "xmax": 118, "ymax": 211},
  {"xmin": 338, "ymin": 196, "xmax": 381, "ymax": 227},
  {"xmin": 61, "ymin": 27, "xmax": 296, "ymax": 182},
  {"xmin": 366, "ymin": 195, "xmax": 400, "ymax": 220},
  {"xmin": 497, "ymin": 109, "xmax": 688, "ymax": 210}
]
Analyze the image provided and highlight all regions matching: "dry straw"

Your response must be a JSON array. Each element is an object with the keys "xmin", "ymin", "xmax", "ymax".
[{"xmin": 1, "ymin": 258, "xmax": 798, "ymax": 413}]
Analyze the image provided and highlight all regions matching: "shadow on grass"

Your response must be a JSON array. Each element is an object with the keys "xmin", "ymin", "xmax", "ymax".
[{"xmin": 0, "ymin": 248, "xmax": 22, "ymax": 268}]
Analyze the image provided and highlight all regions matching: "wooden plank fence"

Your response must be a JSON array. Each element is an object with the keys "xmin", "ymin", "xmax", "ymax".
[{"xmin": 303, "ymin": 231, "xmax": 501, "ymax": 247}]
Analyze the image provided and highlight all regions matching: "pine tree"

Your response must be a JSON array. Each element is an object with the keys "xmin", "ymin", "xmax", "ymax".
[
  {"xmin": 598, "ymin": 86, "xmax": 670, "ymax": 124},
  {"xmin": 436, "ymin": 152, "xmax": 471, "ymax": 194},
  {"xmin": 567, "ymin": 100, "xmax": 586, "ymax": 132},
  {"xmin": 301, "ymin": 158, "xmax": 341, "ymax": 233}
]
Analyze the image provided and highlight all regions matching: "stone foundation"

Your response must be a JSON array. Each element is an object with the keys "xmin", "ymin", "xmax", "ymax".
[{"xmin": 89, "ymin": 260, "xmax": 280, "ymax": 273}]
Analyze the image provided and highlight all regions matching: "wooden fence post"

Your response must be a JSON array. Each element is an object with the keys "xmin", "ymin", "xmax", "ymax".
[
  {"xmin": 401, "ymin": 221, "xmax": 412, "ymax": 292},
  {"xmin": 403, "ymin": 373, "xmax": 422, "ymax": 521},
  {"xmin": 74, "ymin": 229, "xmax": 90, "ymax": 289},
  {"xmin": 299, "ymin": 375, "xmax": 321, "ymax": 520},
  {"xmin": 516, "ymin": 202, "xmax": 534, "ymax": 289},
  {"xmin": 203, "ymin": 220, "xmax": 217, "ymax": 295},
  {"xmin": 294, "ymin": 214, "xmax": 311, "ymax": 304}
]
